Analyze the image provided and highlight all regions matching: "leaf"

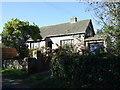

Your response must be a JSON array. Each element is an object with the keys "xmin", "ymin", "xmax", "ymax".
[{"xmin": 1, "ymin": 18, "xmax": 42, "ymax": 58}]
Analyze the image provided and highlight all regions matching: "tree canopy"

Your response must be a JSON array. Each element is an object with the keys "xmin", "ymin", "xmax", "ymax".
[
  {"xmin": 1, "ymin": 18, "xmax": 42, "ymax": 58},
  {"xmin": 88, "ymin": 2, "xmax": 120, "ymax": 55}
]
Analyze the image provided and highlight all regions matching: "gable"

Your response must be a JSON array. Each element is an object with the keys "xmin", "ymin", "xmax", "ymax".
[
  {"xmin": 85, "ymin": 20, "xmax": 95, "ymax": 38},
  {"xmin": 40, "ymin": 19, "xmax": 91, "ymax": 39}
]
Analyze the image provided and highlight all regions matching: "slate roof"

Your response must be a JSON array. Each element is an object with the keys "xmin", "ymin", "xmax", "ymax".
[
  {"xmin": 40, "ymin": 19, "xmax": 91, "ymax": 39},
  {"xmin": 85, "ymin": 34, "xmax": 107, "ymax": 41}
]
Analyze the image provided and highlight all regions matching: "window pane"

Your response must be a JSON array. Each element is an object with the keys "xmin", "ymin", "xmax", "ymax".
[
  {"xmin": 31, "ymin": 43, "xmax": 34, "ymax": 48},
  {"xmin": 34, "ymin": 43, "xmax": 38, "ymax": 48},
  {"xmin": 61, "ymin": 39, "xmax": 74, "ymax": 47}
]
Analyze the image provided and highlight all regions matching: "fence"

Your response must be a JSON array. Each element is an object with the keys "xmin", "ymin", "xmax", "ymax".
[
  {"xmin": 28, "ymin": 51, "xmax": 50, "ymax": 74},
  {"xmin": 2, "ymin": 48, "xmax": 18, "ymax": 59}
]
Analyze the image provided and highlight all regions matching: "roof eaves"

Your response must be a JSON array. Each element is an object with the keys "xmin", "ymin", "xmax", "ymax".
[
  {"xmin": 45, "ymin": 31, "xmax": 85, "ymax": 38},
  {"xmin": 39, "ymin": 19, "xmax": 91, "ymax": 39}
]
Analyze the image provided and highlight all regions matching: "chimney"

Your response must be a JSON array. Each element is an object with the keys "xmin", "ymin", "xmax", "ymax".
[{"xmin": 70, "ymin": 17, "xmax": 77, "ymax": 23}]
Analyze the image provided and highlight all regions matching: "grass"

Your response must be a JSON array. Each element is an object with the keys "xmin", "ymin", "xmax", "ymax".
[
  {"xmin": 33, "ymin": 77, "xmax": 76, "ymax": 88},
  {"xmin": 23, "ymin": 76, "xmax": 43, "ymax": 83},
  {"xmin": 1, "ymin": 68, "xmax": 28, "ymax": 79},
  {"xmin": 32, "ymin": 77, "xmax": 114, "ymax": 88}
]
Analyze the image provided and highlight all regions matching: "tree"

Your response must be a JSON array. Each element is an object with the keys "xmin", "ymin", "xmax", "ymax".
[
  {"xmin": 1, "ymin": 18, "xmax": 42, "ymax": 58},
  {"xmin": 87, "ymin": 2, "xmax": 120, "ymax": 55}
]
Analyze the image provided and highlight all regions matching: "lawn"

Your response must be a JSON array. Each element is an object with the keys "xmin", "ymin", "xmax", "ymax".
[{"xmin": 1, "ymin": 68, "xmax": 28, "ymax": 79}]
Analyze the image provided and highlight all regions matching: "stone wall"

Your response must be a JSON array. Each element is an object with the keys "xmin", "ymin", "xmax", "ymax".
[
  {"xmin": 2, "ymin": 58, "xmax": 28, "ymax": 70},
  {"xmin": 2, "ymin": 51, "xmax": 50, "ymax": 74}
]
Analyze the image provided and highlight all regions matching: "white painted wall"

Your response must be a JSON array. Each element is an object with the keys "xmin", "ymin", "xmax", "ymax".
[
  {"xmin": 40, "ymin": 41, "xmax": 46, "ymax": 48},
  {"xmin": 49, "ymin": 34, "xmax": 85, "ymax": 49},
  {"xmin": 27, "ymin": 34, "xmax": 85, "ymax": 49},
  {"xmin": 50, "ymin": 36, "xmax": 73, "ymax": 49}
]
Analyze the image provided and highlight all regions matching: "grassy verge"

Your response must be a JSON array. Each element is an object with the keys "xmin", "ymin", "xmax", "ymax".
[
  {"xmin": 1, "ymin": 68, "xmax": 28, "ymax": 79},
  {"xmin": 23, "ymin": 76, "xmax": 43, "ymax": 83},
  {"xmin": 33, "ymin": 77, "xmax": 76, "ymax": 88}
]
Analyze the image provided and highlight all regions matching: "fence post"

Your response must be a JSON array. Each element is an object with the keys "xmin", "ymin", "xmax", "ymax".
[
  {"xmin": 37, "ymin": 51, "xmax": 42, "ymax": 60},
  {"xmin": 28, "ymin": 58, "xmax": 37, "ymax": 74},
  {"xmin": 36, "ymin": 51, "xmax": 45, "ymax": 72}
]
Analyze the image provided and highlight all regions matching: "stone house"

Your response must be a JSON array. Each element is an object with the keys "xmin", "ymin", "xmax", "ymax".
[{"xmin": 27, "ymin": 17, "xmax": 107, "ymax": 53}]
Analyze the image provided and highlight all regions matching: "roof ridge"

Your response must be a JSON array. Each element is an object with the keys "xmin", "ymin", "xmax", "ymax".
[
  {"xmin": 40, "ymin": 19, "xmax": 91, "ymax": 28},
  {"xmin": 40, "ymin": 22, "xmax": 70, "ymax": 28},
  {"xmin": 40, "ymin": 19, "xmax": 92, "ymax": 39}
]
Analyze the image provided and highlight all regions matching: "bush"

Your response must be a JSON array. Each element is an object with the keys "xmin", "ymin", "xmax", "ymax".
[
  {"xmin": 2, "ymin": 68, "xmax": 28, "ymax": 79},
  {"xmin": 23, "ymin": 76, "xmax": 42, "ymax": 83},
  {"xmin": 19, "ymin": 44, "xmax": 29, "ymax": 58},
  {"xmin": 50, "ymin": 49, "xmax": 120, "ymax": 88},
  {"xmin": 33, "ymin": 77, "xmax": 75, "ymax": 88}
]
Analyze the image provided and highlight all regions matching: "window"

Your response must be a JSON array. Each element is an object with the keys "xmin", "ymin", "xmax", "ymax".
[
  {"xmin": 88, "ymin": 42, "xmax": 104, "ymax": 54},
  {"xmin": 34, "ymin": 42, "xmax": 40, "ymax": 48},
  {"xmin": 60, "ymin": 39, "xmax": 74, "ymax": 47},
  {"xmin": 26, "ymin": 42, "xmax": 40, "ymax": 49}
]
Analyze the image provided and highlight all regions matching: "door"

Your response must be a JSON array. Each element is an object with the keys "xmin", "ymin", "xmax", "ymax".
[{"xmin": 48, "ymin": 41, "xmax": 52, "ymax": 49}]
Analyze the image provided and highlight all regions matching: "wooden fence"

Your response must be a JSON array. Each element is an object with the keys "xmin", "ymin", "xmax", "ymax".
[{"xmin": 2, "ymin": 48, "xmax": 18, "ymax": 59}]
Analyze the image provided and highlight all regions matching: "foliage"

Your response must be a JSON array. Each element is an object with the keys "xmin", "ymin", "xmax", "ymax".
[
  {"xmin": 87, "ymin": 2, "xmax": 120, "ymax": 26},
  {"xmin": 87, "ymin": 2, "xmax": 120, "ymax": 56},
  {"xmin": 23, "ymin": 76, "xmax": 42, "ymax": 83},
  {"xmin": 33, "ymin": 77, "xmax": 75, "ymax": 88},
  {"xmin": 50, "ymin": 48, "xmax": 120, "ymax": 88},
  {"xmin": 1, "ymin": 18, "xmax": 42, "ymax": 58},
  {"xmin": 28, "ymin": 48, "xmax": 41, "ymax": 57},
  {"xmin": 1, "ymin": 68, "xmax": 28, "ymax": 79}
]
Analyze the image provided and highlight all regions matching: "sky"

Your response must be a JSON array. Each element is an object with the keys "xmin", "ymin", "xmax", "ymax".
[{"xmin": 1, "ymin": 2, "xmax": 101, "ymax": 35}]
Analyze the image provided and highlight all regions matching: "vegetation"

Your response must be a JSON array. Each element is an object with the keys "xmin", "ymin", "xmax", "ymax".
[
  {"xmin": 50, "ymin": 48, "xmax": 120, "ymax": 88},
  {"xmin": 23, "ymin": 76, "xmax": 42, "ymax": 83},
  {"xmin": 31, "ymin": 46, "xmax": 119, "ymax": 88},
  {"xmin": 1, "ymin": 18, "xmax": 42, "ymax": 58},
  {"xmin": 1, "ymin": 68, "xmax": 28, "ymax": 79},
  {"xmin": 2, "ymin": 46, "xmax": 120, "ymax": 88},
  {"xmin": 33, "ymin": 77, "xmax": 75, "ymax": 88},
  {"xmin": 87, "ymin": 2, "xmax": 120, "ymax": 56},
  {"xmin": 1, "ymin": 2, "xmax": 120, "ymax": 88}
]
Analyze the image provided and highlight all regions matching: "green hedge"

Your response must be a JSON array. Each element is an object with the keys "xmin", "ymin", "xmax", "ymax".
[
  {"xmin": 33, "ymin": 77, "xmax": 75, "ymax": 88},
  {"xmin": 50, "ymin": 49, "xmax": 120, "ymax": 88},
  {"xmin": 1, "ymin": 68, "xmax": 28, "ymax": 79}
]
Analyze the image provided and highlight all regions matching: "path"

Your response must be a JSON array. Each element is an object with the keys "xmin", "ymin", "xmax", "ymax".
[
  {"xmin": 2, "ymin": 79, "xmax": 32, "ymax": 88},
  {"xmin": 2, "ymin": 71, "xmax": 51, "ymax": 89}
]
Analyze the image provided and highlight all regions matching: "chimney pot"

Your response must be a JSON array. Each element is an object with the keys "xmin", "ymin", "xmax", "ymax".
[{"xmin": 70, "ymin": 17, "xmax": 77, "ymax": 23}]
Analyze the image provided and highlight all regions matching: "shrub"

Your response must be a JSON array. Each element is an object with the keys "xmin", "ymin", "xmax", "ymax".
[
  {"xmin": 33, "ymin": 77, "xmax": 75, "ymax": 88},
  {"xmin": 2, "ymin": 68, "xmax": 28, "ymax": 79},
  {"xmin": 50, "ymin": 48, "xmax": 120, "ymax": 88},
  {"xmin": 23, "ymin": 76, "xmax": 42, "ymax": 83}
]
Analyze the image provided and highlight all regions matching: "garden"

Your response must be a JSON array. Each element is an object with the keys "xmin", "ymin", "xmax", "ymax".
[
  {"xmin": 1, "ymin": 2, "xmax": 120, "ymax": 88},
  {"xmin": 33, "ymin": 47, "xmax": 120, "ymax": 88},
  {"xmin": 2, "ymin": 46, "xmax": 120, "ymax": 88}
]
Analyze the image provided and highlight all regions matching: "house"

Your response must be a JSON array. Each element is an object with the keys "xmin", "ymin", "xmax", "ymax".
[{"xmin": 26, "ymin": 17, "xmax": 107, "ymax": 53}]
